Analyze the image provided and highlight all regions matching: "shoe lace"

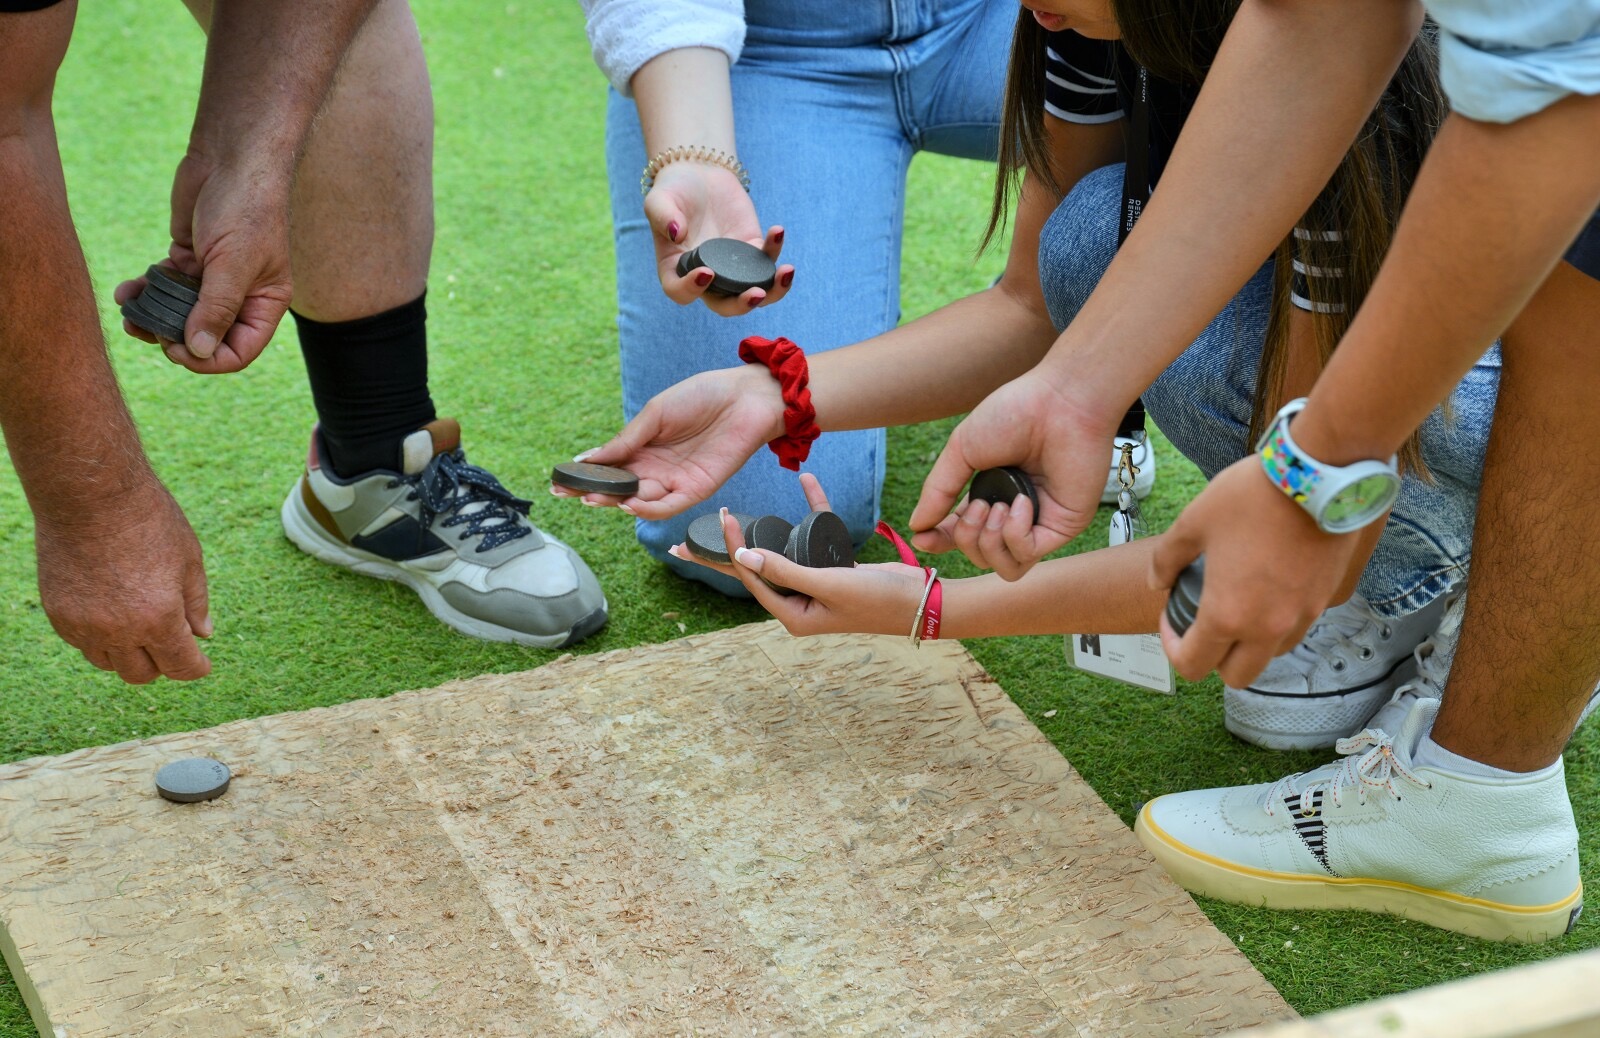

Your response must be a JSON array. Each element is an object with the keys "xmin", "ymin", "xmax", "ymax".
[
  {"xmin": 1265, "ymin": 728, "xmax": 1431, "ymax": 815},
  {"xmin": 388, "ymin": 450, "xmax": 532, "ymax": 553}
]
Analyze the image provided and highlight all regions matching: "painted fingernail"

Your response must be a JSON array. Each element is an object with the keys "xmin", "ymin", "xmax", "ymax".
[
  {"xmin": 746, "ymin": 295, "xmax": 762, "ymax": 309},
  {"xmin": 667, "ymin": 221, "xmax": 681, "ymax": 242},
  {"xmin": 780, "ymin": 270, "xmax": 794, "ymax": 288},
  {"xmin": 734, "ymin": 547, "xmax": 765, "ymax": 571},
  {"xmin": 572, "ymin": 449, "xmax": 599, "ymax": 462},
  {"xmin": 773, "ymin": 229, "xmax": 785, "ymax": 245},
  {"xmin": 695, "ymin": 271, "xmax": 713, "ymax": 288},
  {"xmin": 668, "ymin": 544, "xmax": 688, "ymax": 560},
  {"xmin": 619, "ymin": 504, "xmax": 636, "ymax": 516},
  {"xmin": 581, "ymin": 498, "xmax": 603, "ymax": 508}
]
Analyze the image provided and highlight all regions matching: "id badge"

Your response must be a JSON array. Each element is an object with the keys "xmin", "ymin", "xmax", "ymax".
[{"xmin": 1068, "ymin": 449, "xmax": 1175, "ymax": 694}]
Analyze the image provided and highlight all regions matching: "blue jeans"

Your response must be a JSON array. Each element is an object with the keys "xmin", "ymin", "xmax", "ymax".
[
  {"xmin": 1039, "ymin": 165, "xmax": 1501, "ymax": 618},
  {"xmin": 603, "ymin": 0, "xmax": 1011, "ymax": 594}
]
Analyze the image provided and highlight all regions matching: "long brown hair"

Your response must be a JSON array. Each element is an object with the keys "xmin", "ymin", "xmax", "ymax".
[{"xmin": 986, "ymin": 5, "xmax": 1445, "ymax": 475}]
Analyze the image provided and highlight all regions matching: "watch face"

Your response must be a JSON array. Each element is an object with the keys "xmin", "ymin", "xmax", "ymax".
[{"xmin": 1323, "ymin": 473, "xmax": 1400, "ymax": 533}]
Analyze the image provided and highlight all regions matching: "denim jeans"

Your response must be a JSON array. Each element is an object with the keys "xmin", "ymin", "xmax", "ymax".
[
  {"xmin": 603, "ymin": 0, "xmax": 1011, "ymax": 594},
  {"xmin": 1039, "ymin": 164, "xmax": 1500, "ymax": 618}
]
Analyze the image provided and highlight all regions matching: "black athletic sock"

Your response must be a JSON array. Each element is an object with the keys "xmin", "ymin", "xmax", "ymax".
[
  {"xmin": 293, "ymin": 293, "xmax": 437, "ymax": 477},
  {"xmin": 1117, "ymin": 398, "xmax": 1147, "ymax": 440}
]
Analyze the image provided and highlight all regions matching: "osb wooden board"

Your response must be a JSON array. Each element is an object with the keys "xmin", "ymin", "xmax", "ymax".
[{"xmin": 0, "ymin": 621, "xmax": 1290, "ymax": 1037}]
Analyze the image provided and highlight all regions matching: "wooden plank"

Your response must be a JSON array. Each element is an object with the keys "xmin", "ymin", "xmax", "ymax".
[
  {"xmin": 1223, "ymin": 946, "xmax": 1600, "ymax": 1038},
  {"xmin": 0, "ymin": 621, "xmax": 1291, "ymax": 1037}
]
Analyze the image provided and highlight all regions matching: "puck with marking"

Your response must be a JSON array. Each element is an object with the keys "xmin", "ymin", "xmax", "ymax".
[
  {"xmin": 1165, "ymin": 557, "xmax": 1206, "ymax": 637},
  {"xmin": 155, "ymin": 757, "xmax": 232, "ymax": 804},
  {"xmin": 686, "ymin": 511, "xmax": 757, "ymax": 564},
  {"xmin": 551, "ymin": 462, "xmax": 640, "ymax": 496},
  {"xmin": 968, "ymin": 467, "xmax": 1041, "ymax": 520},
  {"xmin": 674, "ymin": 238, "xmax": 776, "ymax": 297},
  {"xmin": 785, "ymin": 510, "xmax": 854, "ymax": 569}
]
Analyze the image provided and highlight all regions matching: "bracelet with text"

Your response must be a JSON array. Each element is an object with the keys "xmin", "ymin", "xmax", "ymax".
[
  {"xmin": 738, "ymin": 335, "xmax": 820, "ymax": 471},
  {"xmin": 875, "ymin": 520, "xmax": 942, "ymax": 644}
]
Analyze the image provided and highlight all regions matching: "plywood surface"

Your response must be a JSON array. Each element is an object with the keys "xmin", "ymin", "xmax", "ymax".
[{"xmin": 0, "ymin": 622, "xmax": 1290, "ymax": 1037}]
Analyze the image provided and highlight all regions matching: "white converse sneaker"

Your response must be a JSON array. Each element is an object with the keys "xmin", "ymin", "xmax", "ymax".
[
  {"xmin": 1224, "ymin": 592, "xmax": 1449, "ymax": 750},
  {"xmin": 1367, "ymin": 589, "xmax": 1600, "ymax": 739},
  {"xmin": 1138, "ymin": 696, "xmax": 1583, "ymax": 942},
  {"xmin": 1100, "ymin": 432, "xmax": 1155, "ymax": 505},
  {"xmin": 282, "ymin": 420, "xmax": 609, "ymax": 648}
]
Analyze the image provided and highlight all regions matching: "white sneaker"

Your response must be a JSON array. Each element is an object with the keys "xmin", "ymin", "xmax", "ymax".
[
  {"xmin": 1367, "ymin": 589, "xmax": 1600, "ymax": 739},
  {"xmin": 1224, "ymin": 592, "xmax": 1449, "ymax": 750},
  {"xmin": 1138, "ymin": 696, "xmax": 1583, "ymax": 942},
  {"xmin": 1101, "ymin": 432, "xmax": 1155, "ymax": 505}
]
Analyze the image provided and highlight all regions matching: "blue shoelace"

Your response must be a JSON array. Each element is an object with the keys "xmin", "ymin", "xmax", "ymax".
[{"xmin": 390, "ymin": 451, "xmax": 533, "ymax": 553}]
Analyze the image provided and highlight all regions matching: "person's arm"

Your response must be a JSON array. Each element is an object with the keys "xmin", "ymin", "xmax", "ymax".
[
  {"xmin": 0, "ymin": 4, "xmax": 210, "ymax": 684},
  {"xmin": 570, "ymin": 116, "xmax": 1126, "ymax": 517},
  {"xmin": 116, "ymin": 0, "xmax": 382, "ymax": 371},
  {"xmin": 1153, "ymin": 93, "xmax": 1600, "ymax": 687},
  {"xmin": 911, "ymin": 0, "xmax": 1424, "ymax": 573}
]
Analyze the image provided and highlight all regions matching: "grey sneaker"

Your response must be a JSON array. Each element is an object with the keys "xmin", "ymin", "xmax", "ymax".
[
  {"xmin": 1224, "ymin": 591, "xmax": 1450, "ymax": 750},
  {"xmin": 281, "ymin": 419, "xmax": 608, "ymax": 648},
  {"xmin": 1367, "ymin": 590, "xmax": 1600, "ymax": 739}
]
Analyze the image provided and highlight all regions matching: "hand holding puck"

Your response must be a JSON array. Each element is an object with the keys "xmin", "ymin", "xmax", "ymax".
[
  {"xmin": 968, "ymin": 467, "xmax": 1041, "ymax": 520},
  {"xmin": 122, "ymin": 264, "xmax": 200, "ymax": 344},
  {"xmin": 551, "ymin": 462, "xmax": 640, "ymax": 497}
]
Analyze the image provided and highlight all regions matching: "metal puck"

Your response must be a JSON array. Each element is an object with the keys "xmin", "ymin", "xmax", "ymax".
[
  {"xmin": 121, "ymin": 298, "xmax": 186, "ymax": 343},
  {"xmin": 550, "ymin": 461, "xmax": 640, "ymax": 496},
  {"xmin": 743, "ymin": 514, "xmax": 799, "ymax": 596},
  {"xmin": 155, "ymin": 757, "xmax": 232, "ymax": 804},
  {"xmin": 1165, "ymin": 557, "xmax": 1206, "ymax": 637},
  {"xmin": 144, "ymin": 264, "xmax": 201, "ymax": 306},
  {"xmin": 969, "ymin": 467, "xmax": 1041, "ymax": 520},
  {"xmin": 131, "ymin": 290, "xmax": 193, "ymax": 339},
  {"xmin": 138, "ymin": 280, "xmax": 199, "ymax": 320},
  {"xmin": 686, "ymin": 511, "xmax": 758, "ymax": 564},
  {"xmin": 674, "ymin": 237, "xmax": 777, "ymax": 297},
  {"xmin": 785, "ymin": 511, "xmax": 854, "ymax": 569}
]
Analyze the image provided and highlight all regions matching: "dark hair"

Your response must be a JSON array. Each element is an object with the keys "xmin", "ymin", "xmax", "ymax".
[{"xmin": 987, "ymin": 5, "xmax": 1445, "ymax": 475}]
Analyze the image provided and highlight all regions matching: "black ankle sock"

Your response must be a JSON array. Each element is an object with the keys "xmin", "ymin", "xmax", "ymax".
[
  {"xmin": 1117, "ymin": 398, "xmax": 1147, "ymax": 440},
  {"xmin": 293, "ymin": 293, "xmax": 437, "ymax": 476}
]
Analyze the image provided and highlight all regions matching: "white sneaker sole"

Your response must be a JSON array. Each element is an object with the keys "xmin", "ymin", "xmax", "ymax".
[
  {"xmin": 1224, "ymin": 656, "xmax": 1418, "ymax": 751},
  {"xmin": 1136, "ymin": 802, "xmax": 1583, "ymax": 943},
  {"xmin": 281, "ymin": 486, "xmax": 606, "ymax": 649}
]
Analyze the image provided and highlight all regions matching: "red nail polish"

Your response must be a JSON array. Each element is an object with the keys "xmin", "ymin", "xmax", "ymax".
[
  {"xmin": 667, "ymin": 221, "xmax": 680, "ymax": 242},
  {"xmin": 695, "ymin": 271, "xmax": 713, "ymax": 288},
  {"xmin": 747, "ymin": 295, "xmax": 761, "ymax": 309},
  {"xmin": 773, "ymin": 229, "xmax": 785, "ymax": 245},
  {"xmin": 780, "ymin": 270, "xmax": 794, "ymax": 288}
]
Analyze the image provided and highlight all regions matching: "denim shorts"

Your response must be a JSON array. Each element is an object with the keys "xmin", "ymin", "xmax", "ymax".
[
  {"xmin": 602, "ymin": 0, "xmax": 1012, "ymax": 594},
  {"xmin": 1037, "ymin": 164, "xmax": 1500, "ymax": 618}
]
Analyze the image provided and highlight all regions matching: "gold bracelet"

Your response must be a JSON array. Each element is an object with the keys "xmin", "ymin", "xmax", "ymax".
[{"xmin": 639, "ymin": 145, "xmax": 751, "ymax": 196}]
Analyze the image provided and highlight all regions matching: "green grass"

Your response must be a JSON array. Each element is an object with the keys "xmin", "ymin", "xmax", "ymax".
[{"xmin": 0, "ymin": 1, "xmax": 1594, "ymax": 1031}]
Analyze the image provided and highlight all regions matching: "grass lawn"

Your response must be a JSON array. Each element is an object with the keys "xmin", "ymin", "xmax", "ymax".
[{"xmin": 1, "ymin": 1, "xmax": 1594, "ymax": 1032}]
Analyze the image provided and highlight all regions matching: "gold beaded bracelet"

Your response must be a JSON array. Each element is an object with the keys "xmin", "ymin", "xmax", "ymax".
[{"xmin": 639, "ymin": 145, "xmax": 751, "ymax": 196}]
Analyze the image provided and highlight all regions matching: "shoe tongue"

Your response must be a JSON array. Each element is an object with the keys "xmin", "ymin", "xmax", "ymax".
[
  {"xmin": 401, "ymin": 418, "xmax": 462, "ymax": 475},
  {"xmin": 1389, "ymin": 695, "xmax": 1439, "ymax": 761},
  {"xmin": 1289, "ymin": 594, "xmax": 1372, "ymax": 663}
]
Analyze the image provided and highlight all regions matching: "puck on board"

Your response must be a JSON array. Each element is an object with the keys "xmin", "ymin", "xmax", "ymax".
[{"xmin": 155, "ymin": 757, "xmax": 232, "ymax": 804}]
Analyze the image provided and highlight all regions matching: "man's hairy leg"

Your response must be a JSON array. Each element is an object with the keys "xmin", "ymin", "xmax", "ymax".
[
  {"xmin": 183, "ymin": 0, "xmax": 432, "ymax": 317},
  {"xmin": 0, "ymin": 1, "xmax": 211, "ymax": 683},
  {"xmin": 1430, "ymin": 260, "xmax": 1600, "ymax": 769}
]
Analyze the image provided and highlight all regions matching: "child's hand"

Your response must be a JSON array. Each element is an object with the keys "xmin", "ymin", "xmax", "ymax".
[
  {"xmin": 669, "ymin": 474, "xmax": 928, "ymax": 637},
  {"xmin": 645, "ymin": 163, "xmax": 794, "ymax": 316}
]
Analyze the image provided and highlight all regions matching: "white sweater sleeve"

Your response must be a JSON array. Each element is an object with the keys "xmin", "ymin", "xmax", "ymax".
[{"xmin": 581, "ymin": 0, "xmax": 747, "ymax": 98}]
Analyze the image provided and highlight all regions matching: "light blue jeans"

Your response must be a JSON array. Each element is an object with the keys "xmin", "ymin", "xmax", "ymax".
[
  {"xmin": 1039, "ymin": 165, "xmax": 1501, "ymax": 618},
  {"xmin": 603, "ymin": 0, "xmax": 1011, "ymax": 594}
]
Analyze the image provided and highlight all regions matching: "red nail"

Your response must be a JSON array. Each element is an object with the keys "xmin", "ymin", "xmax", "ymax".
[
  {"xmin": 667, "ymin": 221, "xmax": 680, "ymax": 242},
  {"xmin": 695, "ymin": 271, "xmax": 713, "ymax": 288},
  {"xmin": 747, "ymin": 295, "xmax": 761, "ymax": 309},
  {"xmin": 780, "ymin": 270, "xmax": 794, "ymax": 288},
  {"xmin": 773, "ymin": 229, "xmax": 785, "ymax": 245}
]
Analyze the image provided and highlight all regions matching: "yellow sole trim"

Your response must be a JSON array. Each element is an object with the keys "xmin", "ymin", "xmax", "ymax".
[{"xmin": 1137, "ymin": 804, "xmax": 1581, "ymax": 943}]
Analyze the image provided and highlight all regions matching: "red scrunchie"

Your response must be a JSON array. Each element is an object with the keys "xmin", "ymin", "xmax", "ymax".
[{"xmin": 738, "ymin": 335, "xmax": 820, "ymax": 471}]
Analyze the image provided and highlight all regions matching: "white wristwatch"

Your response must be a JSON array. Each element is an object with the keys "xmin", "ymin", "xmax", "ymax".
[{"xmin": 1257, "ymin": 398, "xmax": 1400, "ymax": 534}]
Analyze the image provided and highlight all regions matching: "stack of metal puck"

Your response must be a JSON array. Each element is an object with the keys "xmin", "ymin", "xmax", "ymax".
[
  {"xmin": 1165, "ymin": 557, "xmax": 1206, "ymax": 636},
  {"xmin": 686, "ymin": 508, "xmax": 854, "ymax": 593},
  {"xmin": 122, "ymin": 265, "xmax": 199, "ymax": 344}
]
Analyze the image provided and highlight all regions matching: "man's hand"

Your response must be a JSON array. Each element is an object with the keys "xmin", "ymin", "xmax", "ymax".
[
  {"xmin": 909, "ymin": 371, "xmax": 1118, "ymax": 579},
  {"xmin": 115, "ymin": 152, "xmax": 294, "ymax": 374},
  {"xmin": 645, "ymin": 163, "xmax": 793, "ymax": 316},
  {"xmin": 34, "ymin": 480, "xmax": 213, "ymax": 684},
  {"xmin": 1149, "ymin": 455, "xmax": 1361, "ymax": 687},
  {"xmin": 557, "ymin": 364, "xmax": 787, "ymax": 520}
]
